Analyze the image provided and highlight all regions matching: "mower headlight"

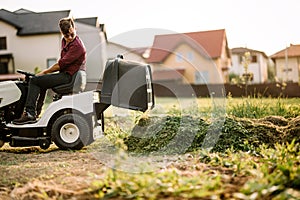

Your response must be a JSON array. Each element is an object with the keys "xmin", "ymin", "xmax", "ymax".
[{"xmin": 93, "ymin": 91, "xmax": 100, "ymax": 103}]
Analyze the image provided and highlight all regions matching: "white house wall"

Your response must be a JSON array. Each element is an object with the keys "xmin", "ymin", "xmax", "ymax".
[
  {"xmin": 258, "ymin": 54, "xmax": 268, "ymax": 83},
  {"xmin": 1, "ymin": 20, "xmax": 108, "ymax": 84},
  {"xmin": 247, "ymin": 53, "xmax": 269, "ymax": 83},
  {"xmin": 106, "ymin": 42, "xmax": 145, "ymax": 62},
  {"xmin": 13, "ymin": 34, "xmax": 60, "ymax": 73},
  {"xmin": 230, "ymin": 52, "xmax": 268, "ymax": 83},
  {"xmin": 76, "ymin": 22, "xmax": 106, "ymax": 83},
  {"xmin": 0, "ymin": 21, "xmax": 16, "ymax": 73},
  {"xmin": 275, "ymin": 57, "xmax": 299, "ymax": 82},
  {"xmin": 230, "ymin": 55, "xmax": 244, "ymax": 75},
  {"xmin": 0, "ymin": 20, "xmax": 61, "ymax": 73}
]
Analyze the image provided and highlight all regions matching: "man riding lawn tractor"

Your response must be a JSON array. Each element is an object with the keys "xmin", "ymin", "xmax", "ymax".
[{"xmin": 0, "ymin": 55, "xmax": 154, "ymax": 150}]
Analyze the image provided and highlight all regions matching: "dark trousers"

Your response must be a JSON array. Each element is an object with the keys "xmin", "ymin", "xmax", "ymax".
[{"xmin": 25, "ymin": 72, "xmax": 71, "ymax": 116}]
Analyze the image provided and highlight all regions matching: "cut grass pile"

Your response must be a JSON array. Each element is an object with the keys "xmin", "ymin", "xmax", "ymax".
[{"xmin": 124, "ymin": 115, "xmax": 300, "ymax": 154}]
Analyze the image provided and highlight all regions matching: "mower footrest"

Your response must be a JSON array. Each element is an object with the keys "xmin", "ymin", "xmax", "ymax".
[{"xmin": 10, "ymin": 136, "xmax": 50, "ymax": 148}]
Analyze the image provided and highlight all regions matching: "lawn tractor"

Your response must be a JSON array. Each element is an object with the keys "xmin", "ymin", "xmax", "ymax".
[{"xmin": 0, "ymin": 55, "xmax": 154, "ymax": 150}]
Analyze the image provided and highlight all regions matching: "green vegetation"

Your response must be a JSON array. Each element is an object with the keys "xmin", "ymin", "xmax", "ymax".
[
  {"xmin": 91, "ymin": 96, "xmax": 300, "ymax": 199},
  {"xmin": 227, "ymin": 97, "xmax": 300, "ymax": 118},
  {"xmin": 92, "ymin": 142, "xmax": 300, "ymax": 199}
]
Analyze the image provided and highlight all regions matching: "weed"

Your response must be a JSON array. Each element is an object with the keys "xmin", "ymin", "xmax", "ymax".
[{"xmin": 239, "ymin": 141, "xmax": 300, "ymax": 199}]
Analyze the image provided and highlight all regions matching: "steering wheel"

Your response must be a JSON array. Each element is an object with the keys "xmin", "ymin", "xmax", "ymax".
[
  {"xmin": 17, "ymin": 69, "xmax": 36, "ymax": 83},
  {"xmin": 17, "ymin": 69, "xmax": 36, "ymax": 77}
]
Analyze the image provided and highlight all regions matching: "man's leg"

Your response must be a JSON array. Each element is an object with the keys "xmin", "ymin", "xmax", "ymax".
[
  {"xmin": 13, "ymin": 73, "xmax": 71, "ymax": 124},
  {"xmin": 36, "ymin": 89, "xmax": 47, "ymax": 118},
  {"xmin": 26, "ymin": 72, "xmax": 71, "ymax": 116},
  {"xmin": 14, "ymin": 82, "xmax": 28, "ymax": 119},
  {"xmin": 25, "ymin": 79, "xmax": 41, "ymax": 117}
]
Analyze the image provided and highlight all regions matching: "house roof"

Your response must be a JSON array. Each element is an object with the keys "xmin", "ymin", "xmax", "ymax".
[
  {"xmin": 271, "ymin": 44, "xmax": 300, "ymax": 59},
  {"xmin": 0, "ymin": 8, "xmax": 102, "ymax": 36},
  {"xmin": 130, "ymin": 47, "xmax": 151, "ymax": 58},
  {"xmin": 147, "ymin": 29, "xmax": 229, "ymax": 63},
  {"xmin": 75, "ymin": 17, "xmax": 99, "ymax": 27},
  {"xmin": 231, "ymin": 47, "xmax": 268, "ymax": 58},
  {"xmin": 0, "ymin": 8, "xmax": 71, "ymax": 35}
]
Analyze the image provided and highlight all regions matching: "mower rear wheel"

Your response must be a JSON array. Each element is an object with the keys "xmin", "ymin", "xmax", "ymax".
[{"xmin": 51, "ymin": 113, "xmax": 91, "ymax": 150}]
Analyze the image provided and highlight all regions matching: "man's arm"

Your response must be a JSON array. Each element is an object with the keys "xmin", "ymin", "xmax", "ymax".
[{"xmin": 37, "ymin": 62, "xmax": 60, "ymax": 76}]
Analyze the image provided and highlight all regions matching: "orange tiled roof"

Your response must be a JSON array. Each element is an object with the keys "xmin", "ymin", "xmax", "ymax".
[
  {"xmin": 147, "ymin": 29, "xmax": 227, "ymax": 63},
  {"xmin": 271, "ymin": 44, "xmax": 300, "ymax": 59}
]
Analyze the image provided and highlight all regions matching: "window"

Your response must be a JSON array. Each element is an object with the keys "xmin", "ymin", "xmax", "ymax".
[
  {"xmin": 187, "ymin": 52, "xmax": 194, "ymax": 61},
  {"xmin": 176, "ymin": 53, "xmax": 183, "ymax": 62},
  {"xmin": 195, "ymin": 71, "xmax": 209, "ymax": 84},
  {"xmin": 0, "ymin": 62, "xmax": 8, "ymax": 74},
  {"xmin": 239, "ymin": 55, "xmax": 243, "ymax": 63},
  {"xmin": 0, "ymin": 37, "xmax": 7, "ymax": 50},
  {"xmin": 0, "ymin": 55, "xmax": 10, "ymax": 74},
  {"xmin": 47, "ymin": 58, "xmax": 57, "ymax": 68},
  {"xmin": 251, "ymin": 55, "xmax": 257, "ymax": 63},
  {"xmin": 239, "ymin": 53, "xmax": 257, "ymax": 63},
  {"xmin": 282, "ymin": 68, "xmax": 292, "ymax": 72}
]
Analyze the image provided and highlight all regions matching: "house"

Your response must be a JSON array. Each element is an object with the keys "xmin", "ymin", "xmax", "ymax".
[
  {"xmin": 0, "ymin": 8, "xmax": 106, "ymax": 84},
  {"xmin": 146, "ymin": 29, "xmax": 231, "ymax": 84},
  {"xmin": 229, "ymin": 47, "xmax": 269, "ymax": 83},
  {"xmin": 271, "ymin": 44, "xmax": 300, "ymax": 83},
  {"xmin": 106, "ymin": 42, "xmax": 146, "ymax": 62}
]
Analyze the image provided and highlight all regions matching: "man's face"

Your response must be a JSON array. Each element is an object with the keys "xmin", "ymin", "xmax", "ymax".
[{"xmin": 62, "ymin": 27, "xmax": 76, "ymax": 43}]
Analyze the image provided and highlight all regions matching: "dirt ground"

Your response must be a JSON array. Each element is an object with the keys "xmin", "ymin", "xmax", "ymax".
[
  {"xmin": 0, "ymin": 143, "xmax": 249, "ymax": 200},
  {"xmin": 0, "ymin": 144, "xmax": 106, "ymax": 199}
]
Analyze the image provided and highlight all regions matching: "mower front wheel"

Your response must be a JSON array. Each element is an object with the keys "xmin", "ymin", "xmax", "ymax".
[{"xmin": 51, "ymin": 113, "xmax": 91, "ymax": 150}]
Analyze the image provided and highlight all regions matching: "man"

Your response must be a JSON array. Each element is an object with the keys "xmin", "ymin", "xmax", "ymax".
[{"xmin": 13, "ymin": 17, "xmax": 86, "ymax": 125}]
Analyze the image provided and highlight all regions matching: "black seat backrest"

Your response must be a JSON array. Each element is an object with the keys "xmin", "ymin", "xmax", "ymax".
[{"xmin": 52, "ymin": 70, "xmax": 86, "ymax": 95}]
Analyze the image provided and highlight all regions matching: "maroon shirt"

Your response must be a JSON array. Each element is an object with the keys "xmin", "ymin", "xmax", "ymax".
[{"xmin": 58, "ymin": 35, "xmax": 86, "ymax": 75}]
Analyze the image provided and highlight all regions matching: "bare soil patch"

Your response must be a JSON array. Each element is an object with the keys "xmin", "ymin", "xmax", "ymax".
[{"xmin": 0, "ymin": 145, "xmax": 106, "ymax": 199}]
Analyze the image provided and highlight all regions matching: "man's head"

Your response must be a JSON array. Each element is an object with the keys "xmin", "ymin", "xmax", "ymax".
[{"xmin": 59, "ymin": 18, "xmax": 76, "ymax": 42}]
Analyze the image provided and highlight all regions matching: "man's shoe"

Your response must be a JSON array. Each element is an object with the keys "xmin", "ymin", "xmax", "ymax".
[{"xmin": 12, "ymin": 112, "xmax": 37, "ymax": 125}]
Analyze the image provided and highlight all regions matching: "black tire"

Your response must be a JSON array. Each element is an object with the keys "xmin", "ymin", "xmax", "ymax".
[
  {"xmin": 51, "ymin": 113, "xmax": 91, "ymax": 150},
  {"xmin": 39, "ymin": 138, "xmax": 51, "ymax": 150}
]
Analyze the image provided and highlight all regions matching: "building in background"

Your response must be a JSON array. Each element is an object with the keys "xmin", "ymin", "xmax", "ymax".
[
  {"xmin": 271, "ymin": 44, "xmax": 300, "ymax": 83},
  {"xmin": 146, "ymin": 29, "xmax": 231, "ymax": 84},
  {"xmin": 0, "ymin": 8, "xmax": 106, "ymax": 84},
  {"xmin": 106, "ymin": 42, "xmax": 146, "ymax": 63},
  {"xmin": 230, "ymin": 47, "xmax": 269, "ymax": 84}
]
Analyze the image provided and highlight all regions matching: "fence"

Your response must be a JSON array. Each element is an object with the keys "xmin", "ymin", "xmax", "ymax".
[{"xmin": 152, "ymin": 81, "xmax": 300, "ymax": 98}]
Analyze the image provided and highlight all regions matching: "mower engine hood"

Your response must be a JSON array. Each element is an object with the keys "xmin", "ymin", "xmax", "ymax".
[{"xmin": 0, "ymin": 81, "xmax": 21, "ymax": 108}]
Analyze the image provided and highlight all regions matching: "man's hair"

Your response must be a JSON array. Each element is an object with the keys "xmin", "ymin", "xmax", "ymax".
[{"xmin": 59, "ymin": 18, "xmax": 75, "ymax": 34}]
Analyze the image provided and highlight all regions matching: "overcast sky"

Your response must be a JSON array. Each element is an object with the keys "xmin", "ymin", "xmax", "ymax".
[{"xmin": 1, "ymin": 0, "xmax": 300, "ymax": 55}]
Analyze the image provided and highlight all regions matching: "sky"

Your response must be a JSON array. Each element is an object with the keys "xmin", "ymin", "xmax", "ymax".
[{"xmin": 1, "ymin": 0, "xmax": 300, "ymax": 55}]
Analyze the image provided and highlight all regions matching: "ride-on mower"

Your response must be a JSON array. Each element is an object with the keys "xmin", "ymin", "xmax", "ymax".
[{"xmin": 0, "ymin": 55, "xmax": 154, "ymax": 150}]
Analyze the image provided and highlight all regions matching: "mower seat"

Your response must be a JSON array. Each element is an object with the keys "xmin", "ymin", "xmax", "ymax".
[{"xmin": 52, "ymin": 70, "xmax": 86, "ymax": 97}]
